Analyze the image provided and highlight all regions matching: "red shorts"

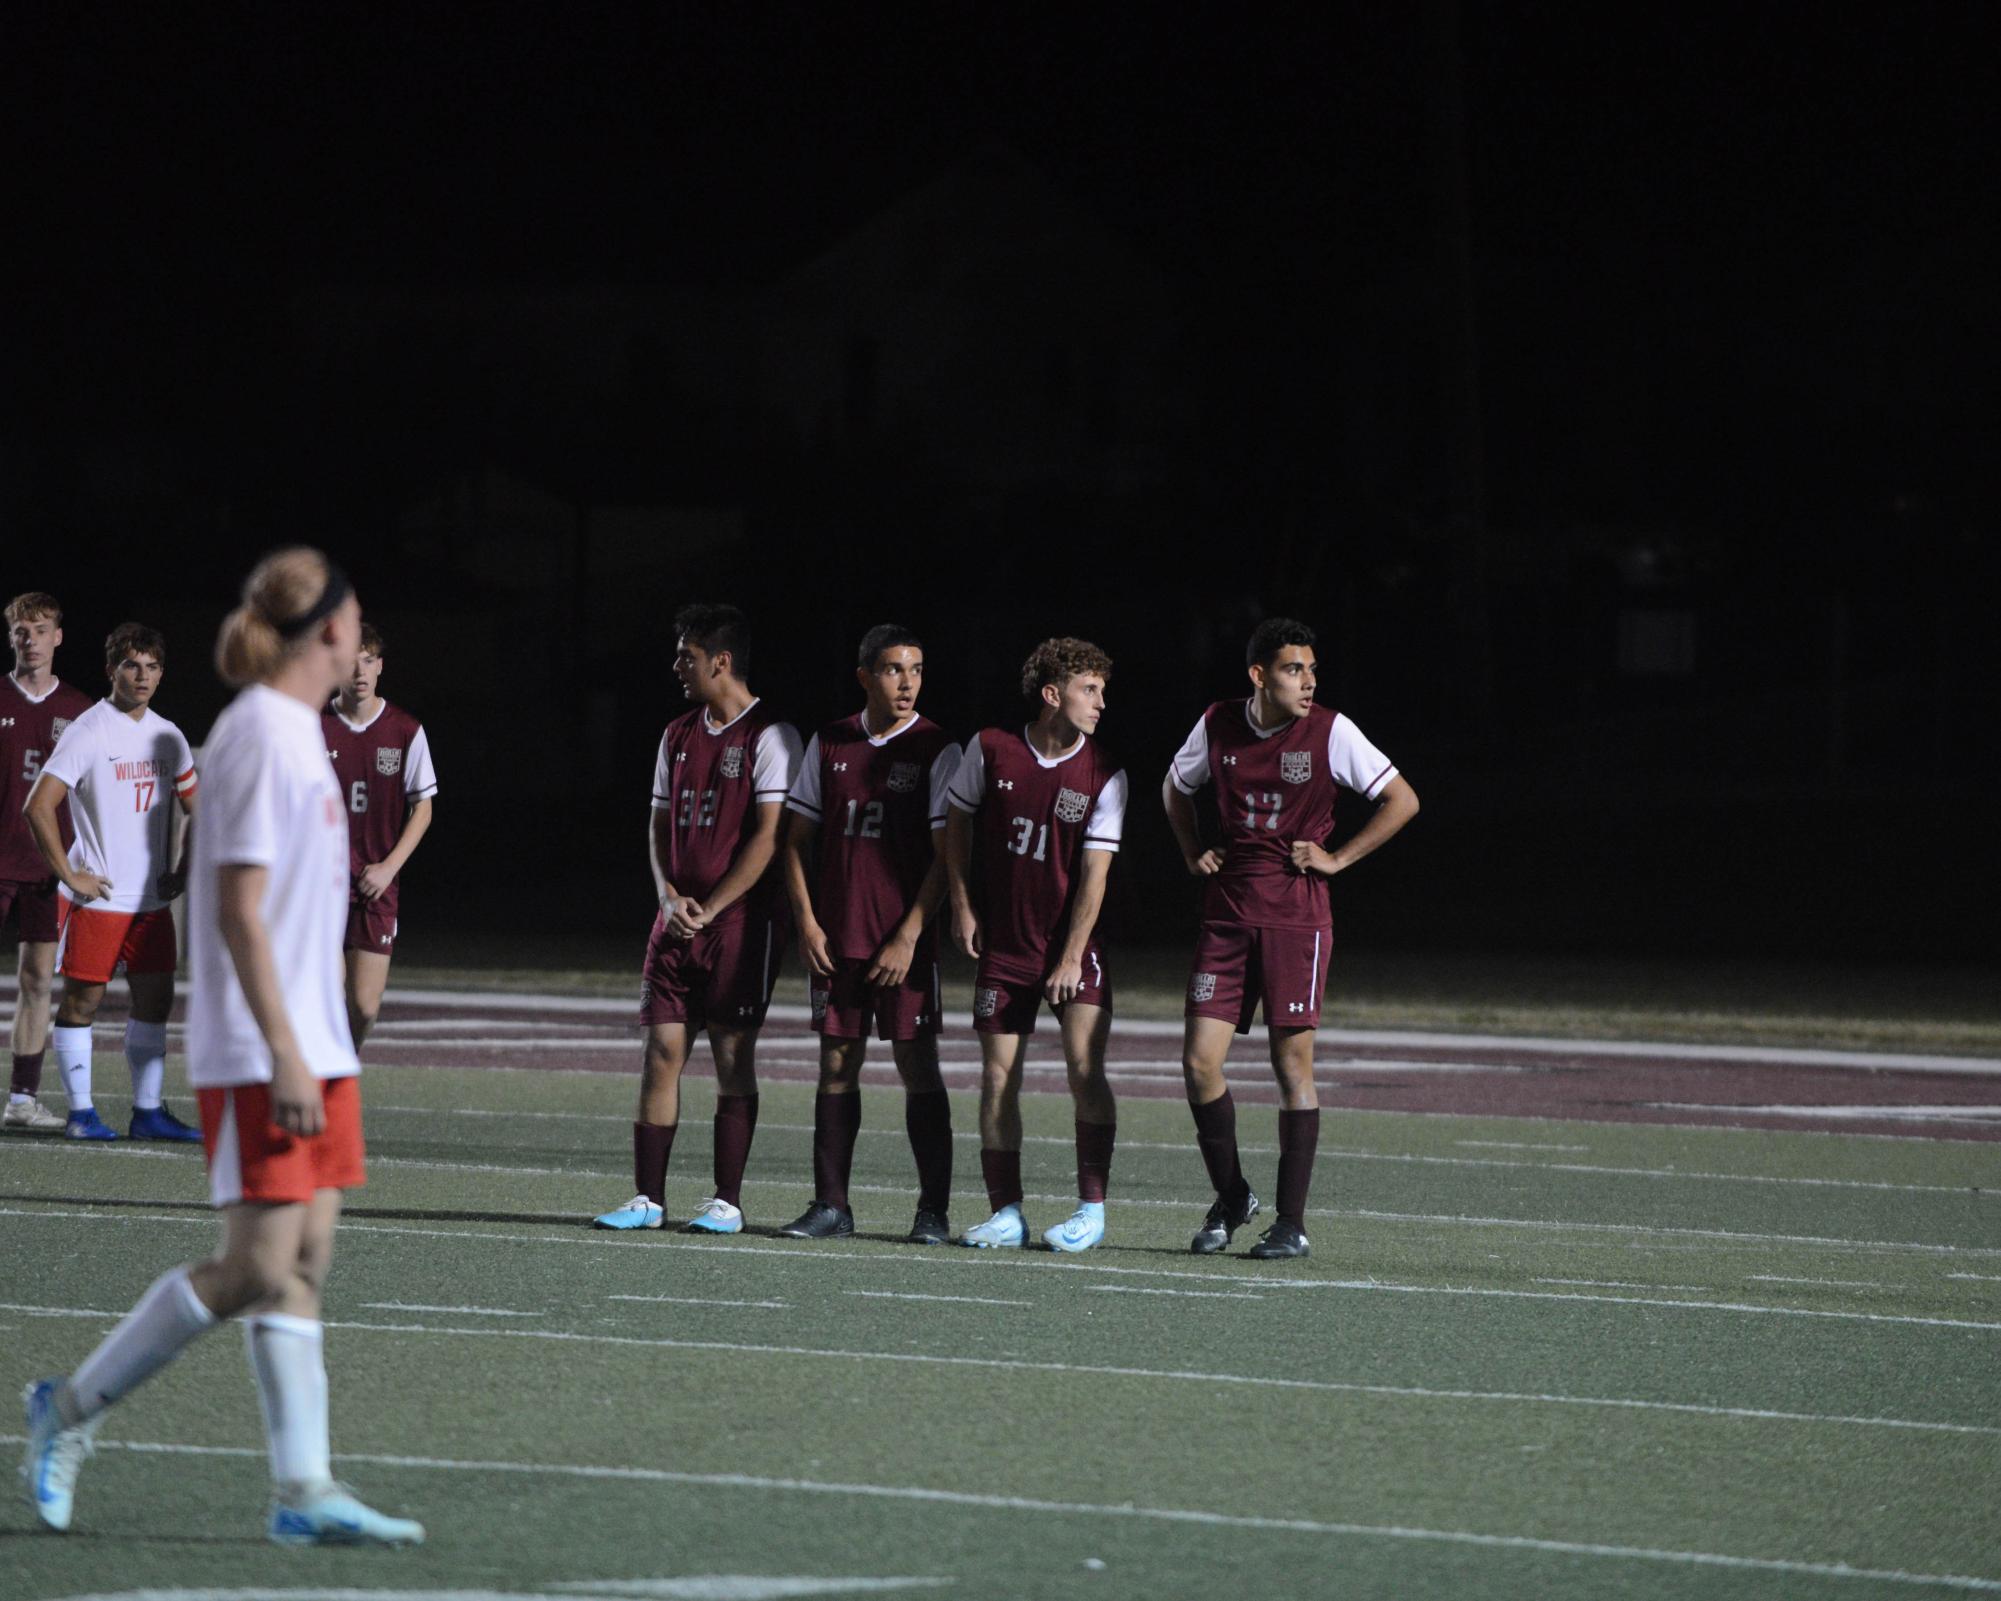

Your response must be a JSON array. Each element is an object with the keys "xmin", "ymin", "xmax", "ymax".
[
  {"xmin": 811, "ymin": 950, "xmax": 941, "ymax": 1042},
  {"xmin": 197, "ymin": 1076, "xmax": 366, "ymax": 1207},
  {"xmin": 1185, "ymin": 922, "xmax": 1331, "ymax": 1033},
  {"xmin": 0, "ymin": 876, "xmax": 62, "ymax": 944},
  {"xmin": 639, "ymin": 910, "xmax": 785, "ymax": 1031},
  {"xmin": 345, "ymin": 894, "xmax": 399, "ymax": 955},
  {"xmin": 973, "ymin": 946, "xmax": 1111, "ymax": 1036},
  {"xmin": 55, "ymin": 901, "xmax": 178, "ymax": 984}
]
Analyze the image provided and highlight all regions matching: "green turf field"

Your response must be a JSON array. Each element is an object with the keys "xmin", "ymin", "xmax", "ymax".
[{"xmin": 4, "ymin": 1048, "xmax": 1999, "ymax": 1600}]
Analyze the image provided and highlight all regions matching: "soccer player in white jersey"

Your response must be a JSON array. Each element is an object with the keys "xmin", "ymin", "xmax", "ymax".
[
  {"xmin": 22, "ymin": 547, "xmax": 423, "ymax": 1546},
  {"xmin": 23, "ymin": 623, "xmax": 200, "ymax": 1141}
]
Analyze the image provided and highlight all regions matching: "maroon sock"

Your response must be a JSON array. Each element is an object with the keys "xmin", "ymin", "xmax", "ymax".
[
  {"xmin": 904, "ymin": 1089, "xmax": 954, "ymax": 1214},
  {"xmin": 1189, "ymin": 1090, "xmax": 1248, "ymax": 1204},
  {"xmin": 812, "ymin": 1091, "xmax": 863, "ymax": 1210},
  {"xmin": 1076, "ymin": 1119, "xmax": 1116, "ymax": 1203},
  {"xmin": 1275, "ymin": 1107, "xmax": 1321, "ymax": 1224},
  {"xmin": 712, "ymin": 1093, "xmax": 759, "ymax": 1207},
  {"xmin": 980, "ymin": 1148, "xmax": 1024, "ymax": 1211},
  {"xmin": 10, "ymin": 1050, "xmax": 46, "ymax": 1098},
  {"xmin": 633, "ymin": 1121, "xmax": 676, "ymax": 1206}
]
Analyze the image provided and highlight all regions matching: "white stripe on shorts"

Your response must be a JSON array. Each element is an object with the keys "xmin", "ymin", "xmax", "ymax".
[{"xmin": 208, "ymin": 1091, "xmax": 244, "ymax": 1208}]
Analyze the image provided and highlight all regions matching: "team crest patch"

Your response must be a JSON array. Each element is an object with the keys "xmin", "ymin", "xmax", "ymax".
[
  {"xmin": 1053, "ymin": 787, "xmax": 1091, "ymax": 823},
  {"xmin": 50, "ymin": 717, "xmax": 71, "ymax": 740},
  {"xmin": 887, "ymin": 761, "xmax": 921, "ymax": 794},
  {"xmin": 1190, "ymin": 972, "xmax": 1218, "ymax": 1003},
  {"xmin": 1280, "ymin": 750, "xmax": 1312, "ymax": 785},
  {"xmin": 720, "ymin": 745, "xmax": 745, "ymax": 779},
  {"xmin": 376, "ymin": 746, "xmax": 403, "ymax": 777},
  {"xmin": 975, "ymin": 987, "xmax": 1000, "ymax": 1018}
]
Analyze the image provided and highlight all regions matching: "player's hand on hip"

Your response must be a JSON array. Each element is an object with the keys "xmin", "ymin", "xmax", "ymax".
[
  {"xmin": 271, "ymin": 1051, "xmax": 326, "ymax": 1138},
  {"xmin": 1187, "ymin": 849, "xmax": 1225, "ymax": 877},
  {"xmin": 951, "ymin": 905, "xmax": 983, "ymax": 959},
  {"xmin": 1290, "ymin": 840, "xmax": 1337, "ymax": 876},
  {"xmin": 799, "ymin": 923, "xmax": 837, "ymax": 979},
  {"xmin": 866, "ymin": 930, "xmax": 916, "ymax": 988},
  {"xmin": 68, "ymin": 871, "xmax": 113, "ymax": 904},
  {"xmin": 357, "ymin": 862, "xmax": 395, "ymax": 900},
  {"xmin": 1044, "ymin": 957, "xmax": 1084, "ymax": 1007}
]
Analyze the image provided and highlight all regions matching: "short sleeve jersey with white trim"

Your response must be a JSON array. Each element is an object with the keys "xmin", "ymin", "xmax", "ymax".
[
  {"xmin": 649, "ymin": 698, "xmax": 802, "ymax": 925},
  {"xmin": 322, "ymin": 699, "xmax": 438, "ymax": 898},
  {"xmin": 785, "ymin": 713, "xmax": 959, "ymax": 960},
  {"xmin": 948, "ymin": 727, "xmax": 1127, "ymax": 983},
  {"xmin": 40, "ymin": 700, "xmax": 197, "ymax": 914},
  {"xmin": 186, "ymin": 686, "xmax": 358, "ymax": 1088},
  {"xmin": 0, "ymin": 676, "xmax": 94, "ymax": 881},
  {"xmin": 1169, "ymin": 700, "xmax": 1397, "ymax": 929}
]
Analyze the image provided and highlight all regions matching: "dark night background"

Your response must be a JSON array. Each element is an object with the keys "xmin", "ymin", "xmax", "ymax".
[{"xmin": 6, "ymin": 3, "xmax": 1996, "ymax": 968}]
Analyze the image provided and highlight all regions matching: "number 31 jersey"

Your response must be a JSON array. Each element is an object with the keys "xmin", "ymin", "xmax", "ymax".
[
  {"xmin": 322, "ymin": 701, "xmax": 438, "ymax": 906},
  {"xmin": 1169, "ymin": 700, "xmax": 1397, "ymax": 930},
  {"xmin": 948, "ymin": 727, "xmax": 1127, "ymax": 983}
]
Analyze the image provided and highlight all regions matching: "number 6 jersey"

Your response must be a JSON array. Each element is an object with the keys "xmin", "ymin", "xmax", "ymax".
[
  {"xmin": 1169, "ymin": 700, "xmax": 1397, "ymax": 930},
  {"xmin": 322, "ymin": 700, "xmax": 438, "ymax": 912},
  {"xmin": 948, "ymin": 727, "xmax": 1128, "ymax": 983}
]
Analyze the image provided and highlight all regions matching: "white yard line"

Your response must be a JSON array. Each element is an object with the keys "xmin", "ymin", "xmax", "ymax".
[
  {"xmin": 1748, "ymin": 1276, "xmax": 1887, "ymax": 1290},
  {"xmin": 360, "ymin": 1302, "xmax": 538, "ymax": 1317},
  {"xmin": 843, "ymin": 1291, "xmax": 1031, "ymax": 1308},
  {"xmin": 1087, "ymin": 1286, "xmax": 1265, "ymax": 1302},
  {"xmin": 1455, "ymin": 1140, "xmax": 1590, "ymax": 1151},
  {"xmin": 3, "ymin": 1433, "xmax": 1997, "ymax": 1591},
  {"xmin": 609, "ymin": 1294, "xmax": 792, "ymax": 1310}
]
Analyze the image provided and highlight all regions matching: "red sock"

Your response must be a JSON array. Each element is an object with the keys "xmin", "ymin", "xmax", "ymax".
[
  {"xmin": 904, "ymin": 1089, "xmax": 953, "ymax": 1213},
  {"xmin": 1275, "ymin": 1108, "xmax": 1321, "ymax": 1224},
  {"xmin": 712, "ymin": 1093, "xmax": 759, "ymax": 1206},
  {"xmin": 10, "ymin": 1050, "xmax": 45, "ymax": 1098},
  {"xmin": 1076, "ymin": 1120, "xmax": 1116, "ymax": 1203},
  {"xmin": 1189, "ymin": 1090, "xmax": 1247, "ymax": 1204},
  {"xmin": 633, "ymin": 1121, "xmax": 676, "ymax": 1206},
  {"xmin": 812, "ymin": 1091, "xmax": 863, "ymax": 1210},
  {"xmin": 980, "ymin": 1148, "xmax": 1023, "ymax": 1211}
]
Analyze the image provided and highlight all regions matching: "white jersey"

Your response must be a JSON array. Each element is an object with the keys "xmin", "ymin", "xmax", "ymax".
[
  {"xmin": 41, "ymin": 700, "xmax": 197, "ymax": 914},
  {"xmin": 187, "ymin": 685, "xmax": 358, "ymax": 1088}
]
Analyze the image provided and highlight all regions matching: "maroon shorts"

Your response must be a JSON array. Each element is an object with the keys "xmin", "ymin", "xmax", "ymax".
[
  {"xmin": 640, "ymin": 910, "xmax": 785, "ymax": 1031},
  {"xmin": 55, "ymin": 902, "xmax": 177, "ymax": 984},
  {"xmin": 1185, "ymin": 921, "xmax": 1331, "ymax": 1033},
  {"xmin": 973, "ymin": 946, "xmax": 1110, "ymax": 1036},
  {"xmin": 344, "ymin": 894, "xmax": 399, "ymax": 955},
  {"xmin": 0, "ymin": 876, "xmax": 62, "ymax": 944},
  {"xmin": 811, "ymin": 949, "xmax": 941, "ymax": 1042}
]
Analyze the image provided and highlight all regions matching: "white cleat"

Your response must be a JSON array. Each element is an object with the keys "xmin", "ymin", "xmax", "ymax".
[
  {"xmin": 1043, "ymin": 1201, "xmax": 1107, "ymax": 1253},
  {"xmin": 21, "ymin": 1379, "xmax": 100, "ymax": 1532},
  {"xmin": 3, "ymin": 1097, "xmax": 66, "ymax": 1132},
  {"xmin": 592, "ymin": 1194, "xmax": 665, "ymax": 1230},
  {"xmin": 960, "ymin": 1204, "xmax": 1028, "ymax": 1249},
  {"xmin": 268, "ymin": 1481, "xmax": 425, "ymax": 1547},
  {"xmin": 682, "ymin": 1197, "xmax": 744, "ymax": 1234}
]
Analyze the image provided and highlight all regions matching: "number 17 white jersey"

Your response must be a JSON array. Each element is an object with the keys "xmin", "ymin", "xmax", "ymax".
[{"xmin": 40, "ymin": 700, "xmax": 197, "ymax": 914}]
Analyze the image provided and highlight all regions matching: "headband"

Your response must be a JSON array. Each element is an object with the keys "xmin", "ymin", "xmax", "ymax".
[{"xmin": 272, "ymin": 563, "xmax": 352, "ymax": 640}]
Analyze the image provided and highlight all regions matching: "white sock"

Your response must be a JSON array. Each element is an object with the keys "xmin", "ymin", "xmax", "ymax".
[
  {"xmin": 125, "ymin": 1019, "xmax": 167, "ymax": 1111},
  {"xmin": 52, "ymin": 1024, "xmax": 94, "ymax": 1113},
  {"xmin": 67, "ymin": 1267, "xmax": 217, "ymax": 1420},
  {"xmin": 244, "ymin": 1314, "xmax": 332, "ymax": 1489}
]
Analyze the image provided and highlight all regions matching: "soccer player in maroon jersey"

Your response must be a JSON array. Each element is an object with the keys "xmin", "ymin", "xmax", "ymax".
[
  {"xmin": 2, "ymin": 593, "xmax": 94, "ymax": 1131},
  {"xmin": 1162, "ymin": 618, "xmax": 1419, "ymax": 1259},
  {"xmin": 773, "ymin": 624, "xmax": 960, "ymax": 1242},
  {"xmin": 321, "ymin": 624, "xmax": 438, "ymax": 1050},
  {"xmin": 594, "ymin": 604, "xmax": 802, "ymax": 1234},
  {"xmin": 944, "ymin": 638, "xmax": 1127, "ymax": 1251}
]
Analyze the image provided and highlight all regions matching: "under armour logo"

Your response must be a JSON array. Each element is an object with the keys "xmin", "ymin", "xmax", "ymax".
[
  {"xmin": 1287, "ymin": 1001, "xmax": 1306, "ymax": 1013},
  {"xmin": 327, "ymin": 750, "xmax": 339, "ymax": 762},
  {"xmin": 832, "ymin": 761, "xmax": 849, "ymax": 772},
  {"xmin": 1222, "ymin": 755, "xmax": 1238, "ymax": 766},
  {"xmin": 996, "ymin": 778, "xmax": 1015, "ymax": 790},
  {"xmin": 0, "ymin": 718, "xmax": 13, "ymax": 728}
]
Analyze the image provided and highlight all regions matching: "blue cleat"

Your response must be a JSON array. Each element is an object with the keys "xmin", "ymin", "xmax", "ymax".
[
  {"xmin": 268, "ymin": 1481, "xmax": 425, "ymax": 1547},
  {"xmin": 592, "ymin": 1194, "xmax": 665, "ymax": 1230},
  {"xmin": 21, "ymin": 1378, "xmax": 100, "ymax": 1532},
  {"xmin": 1043, "ymin": 1200, "xmax": 1107, "ymax": 1253},
  {"xmin": 960, "ymin": 1203, "xmax": 1027, "ymax": 1248},
  {"xmin": 63, "ymin": 1109, "xmax": 118, "ymax": 1142},
  {"xmin": 683, "ymin": 1198, "xmax": 743, "ymax": 1234},
  {"xmin": 128, "ymin": 1104, "xmax": 202, "ymax": 1143}
]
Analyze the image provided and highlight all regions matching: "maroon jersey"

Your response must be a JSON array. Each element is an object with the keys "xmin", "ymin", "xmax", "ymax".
[
  {"xmin": 786, "ymin": 713, "xmax": 956, "ymax": 960},
  {"xmin": 323, "ymin": 700, "xmax": 437, "ymax": 917},
  {"xmin": 650, "ymin": 698, "xmax": 800, "ymax": 926},
  {"xmin": 949, "ymin": 727, "xmax": 1128, "ymax": 983},
  {"xmin": 0, "ymin": 677, "xmax": 93, "ymax": 882}
]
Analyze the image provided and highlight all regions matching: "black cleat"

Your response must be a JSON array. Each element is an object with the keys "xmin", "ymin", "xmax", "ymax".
[
  {"xmin": 1247, "ymin": 1218, "xmax": 1311, "ymax": 1260},
  {"xmin": 1189, "ymin": 1187, "xmax": 1260, "ymax": 1254},
  {"xmin": 778, "ymin": 1201, "xmax": 855, "ymax": 1239},
  {"xmin": 906, "ymin": 1207, "xmax": 952, "ymax": 1245}
]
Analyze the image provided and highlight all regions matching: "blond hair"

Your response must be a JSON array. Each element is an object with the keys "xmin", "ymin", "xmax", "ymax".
[
  {"xmin": 1019, "ymin": 637, "xmax": 1113, "ymax": 703},
  {"xmin": 214, "ymin": 547, "xmax": 335, "ymax": 688},
  {"xmin": 6, "ymin": 592, "xmax": 61, "ymax": 628}
]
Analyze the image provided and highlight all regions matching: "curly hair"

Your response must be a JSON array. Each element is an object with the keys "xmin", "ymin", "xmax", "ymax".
[{"xmin": 1019, "ymin": 637, "xmax": 1113, "ymax": 703}]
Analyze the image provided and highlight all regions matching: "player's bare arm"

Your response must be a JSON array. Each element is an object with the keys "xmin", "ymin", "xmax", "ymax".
[
  {"xmin": 680, "ymin": 797, "xmax": 785, "ymax": 934},
  {"xmin": 23, "ymin": 772, "xmax": 113, "ymax": 903},
  {"xmin": 157, "ymin": 791, "xmax": 196, "ymax": 902},
  {"xmin": 867, "ymin": 850, "xmax": 948, "ymax": 988},
  {"xmin": 780, "ymin": 810, "xmax": 837, "ymax": 977},
  {"xmin": 358, "ymin": 793, "xmax": 432, "ymax": 902},
  {"xmin": 1289, "ymin": 775, "xmax": 1420, "ymax": 877},
  {"xmin": 1161, "ymin": 775, "xmax": 1223, "ymax": 876},
  {"xmin": 943, "ymin": 805, "xmax": 983, "ymax": 958},
  {"xmin": 1044, "ymin": 847, "xmax": 1114, "ymax": 1006},
  {"xmin": 215, "ymin": 861, "xmax": 323, "ymax": 1137}
]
